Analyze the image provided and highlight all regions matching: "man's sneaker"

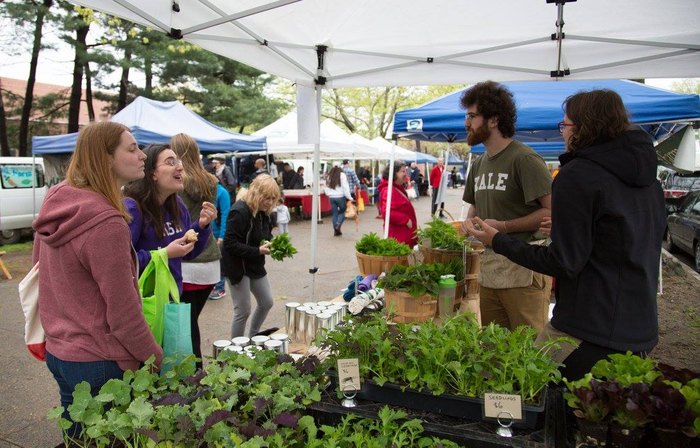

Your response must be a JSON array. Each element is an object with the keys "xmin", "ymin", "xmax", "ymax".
[{"xmin": 208, "ymin": 290, "xmax": 225, "ymax": 300}]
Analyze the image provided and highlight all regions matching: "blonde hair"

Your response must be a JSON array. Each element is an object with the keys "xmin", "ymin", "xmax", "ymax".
[
  {"xmin": 243, "ymin": 174, "xmax": 280, "ymax": 215},
  {"xmin": 170, "ymin": 133, "xmax": 217, "ymax": 202},
  {"xmin": 65, "ymin": 121, "xmax": 131, "ymax": 221}
]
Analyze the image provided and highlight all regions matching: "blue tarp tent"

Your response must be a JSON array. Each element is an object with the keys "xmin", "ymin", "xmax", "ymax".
[
  {"xmin": 32, "ymin": 96, "xmax": 266, "ymax": 154},
  {"xmin": 393, "ymin": 80, "xmax": 700, "ymax": 146}
]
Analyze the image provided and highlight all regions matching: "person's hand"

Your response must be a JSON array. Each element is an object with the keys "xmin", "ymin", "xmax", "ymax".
[
  {"xmin": 407, "ymin": 219, "xmax": 413, "ymax": 229},
  {"xmin": 463, "ymin": 217, "xmax": 499, "ymax": 247},
  {"xmin": 482, "ymin": 218, "xmax": 506, "ymax": 233},
  {"xmin": 259, "ymin": 242, "xmax": 271, "ymax": 255},
  {"xmin": 539, "ymin": 216, "xmax": 552, "ymax": 237},
  {"xmin": 165, "ymin": 234, "xmax": 195, "ymax": 258},
  {"xmin": 198, "ymin": 201, "xmax": 218, "ymax": 228}
]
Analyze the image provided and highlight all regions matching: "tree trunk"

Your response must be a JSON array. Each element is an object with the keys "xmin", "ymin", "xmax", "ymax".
[
  {"xmin": 117, "ymin": 47, "xmax": 132, "ymax": 111},
  {"xmin": 144, "ymin": 53, "xmax": 153, "ymax": 97},
  {"xmin": 67, "ymin": 24, "xmax": 89, "ymax": 133},
  {"xmin": 84, "ymin": 62, "xmax": 95, "ymax": 121},
  {"xmin": 18, "ymin": 0, "xmax": 53, "ymax": 157},
  {"xmin": 0, "ymin": 80, "xmax": 10, "ymax": 156}
]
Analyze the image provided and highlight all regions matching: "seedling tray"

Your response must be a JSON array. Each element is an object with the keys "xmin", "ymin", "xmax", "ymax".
[{"xmin": 327, "ymin": 371, "xmax": 547, "ymax": 429}]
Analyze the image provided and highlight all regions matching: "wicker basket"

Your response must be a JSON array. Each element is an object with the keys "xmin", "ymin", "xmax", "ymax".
[
  {"xmin": 384, "ymin": 290, "xmax": 437, "ymax": 323},
  {"xmin": 355, "ymin": 251, "xmax": 410, "ymax": 276}
]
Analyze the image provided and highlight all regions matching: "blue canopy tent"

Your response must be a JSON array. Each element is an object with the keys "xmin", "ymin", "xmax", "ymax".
[
  {"xmin": 392, "ymin": 80, "xmax": 700, "ymax": 149},
  {"xmin": 31, "ymin": 97, "xmax": 266, "ymax": 154}
]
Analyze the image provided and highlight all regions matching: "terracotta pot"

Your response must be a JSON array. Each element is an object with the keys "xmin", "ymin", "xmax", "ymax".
[{"xmin": 576, "ymin": 417, "xmax": 609, "ymax": 446}]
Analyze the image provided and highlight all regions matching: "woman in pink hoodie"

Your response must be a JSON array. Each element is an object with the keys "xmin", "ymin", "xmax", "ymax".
[{"xmin": 33, "ymin": 122, "xmax": 163, "ymax": 440}]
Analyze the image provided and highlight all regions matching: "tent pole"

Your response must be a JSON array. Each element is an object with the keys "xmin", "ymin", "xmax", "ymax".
[
  {"xmin": 383, "ymin": 140, "xmax": 396, "ymax": 239},
  {"xmin": 308, "ymin": 85, "xmax": 322, "ymax": 302}
]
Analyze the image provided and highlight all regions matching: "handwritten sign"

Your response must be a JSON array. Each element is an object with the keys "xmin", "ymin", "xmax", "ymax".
[
  {"xmin": 484, "ymin": 393, "xmax": 522, "ymax": 420},
  {"xmin": 337, "ymin": 358, "xmax": 360, "ymax": 392}
]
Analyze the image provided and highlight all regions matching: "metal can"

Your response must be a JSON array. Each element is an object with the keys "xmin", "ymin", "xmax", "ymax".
[
  {"xmin": 264, "ymin": 339, "xmax": 283, "ymax": 353},
  {"xmin": 270, "ymin": 333, "xmax": 290, "ymax": 354},
  {"xmin": 305, "ymin": 308, "xmax": 320, "ymax": 344},
  {"xmin": 284, "ymin": 302, "xmax": 300, "ymax": 337},
  {"xmin": 223, "ymin": 345, "xmax": 243, "ymax": 354},
  {"xmin": 316, "ymin": 312, "xmax": 334, "ymax": 337},
  {"xmin": 295, "ymin": 306, "xmax": 308, "ymax": 343},
  {"xmin": 251, "ymin": 335, "xmax": 270, "ymax": 347},
  {"xmin": 212, "ymin": 339, "xmax": 232, "ymax": 358},
  {"xmin": 232, "ymin": 336, "xmax": 250, "ymax": 347}
]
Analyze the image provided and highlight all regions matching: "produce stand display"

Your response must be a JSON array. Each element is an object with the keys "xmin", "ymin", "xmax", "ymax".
[{"xmin": 308, "ymin": 386, "xmax": 571, "ymax": 448}]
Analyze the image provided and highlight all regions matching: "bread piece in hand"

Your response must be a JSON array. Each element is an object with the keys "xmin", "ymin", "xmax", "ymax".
[{"xmin": 184, "ymin": 229, "xmax": 199, "ymax": 243}]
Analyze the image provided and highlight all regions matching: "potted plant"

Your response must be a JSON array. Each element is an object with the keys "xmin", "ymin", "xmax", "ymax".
[
  {"xmin": 416, "ymin": 217, "xmax": 470, "ymax": 264},
  {"xmin": 355, "ymin": 232, "xmax": 412, "ymax": 276},
  {"xmin": 378, "ymin": 263, "xmax": 442, "ymax": 323}
]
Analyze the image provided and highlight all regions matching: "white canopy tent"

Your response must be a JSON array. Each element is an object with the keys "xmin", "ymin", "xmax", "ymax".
[
  {"xmin": 68, "ymin": 0, "xmax": 700, "ymax": 299},
  {"xmin": 252, "ymin": 111, "xmax": 376, "ymax": 158}
]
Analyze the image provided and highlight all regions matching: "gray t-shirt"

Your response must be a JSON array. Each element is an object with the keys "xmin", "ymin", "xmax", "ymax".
[{"xmin": 463, "ymin": 140, "xmax": 551, "ymax": 241}]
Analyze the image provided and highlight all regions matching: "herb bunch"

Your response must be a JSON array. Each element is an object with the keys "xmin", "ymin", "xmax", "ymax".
[
  {"xmin": 378, "ymin": 261, "xmax": 464, "ymax": 297},
  {"xmin": 355, "ymin": 232, "xmax": 412, "ymax": 256},
  {"xmin": 416, "ymin": 217, "xmax": 468, "ymax": 251},
  {"xmin": 320, "ymin": 313, "xmax": 566, "ymax": 403},
  {"xmin": 264, "ymin": 232, "xmax": 298, "ymax": 261}
]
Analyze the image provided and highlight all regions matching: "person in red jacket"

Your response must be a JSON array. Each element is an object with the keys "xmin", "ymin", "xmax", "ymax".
[
  {"xmin": 430, "ymin": 157, "xmax": 446, "ymax": 217},
  {"xmin": 378, "ymin": 162, "xmax": 418, "ymax": 247}
]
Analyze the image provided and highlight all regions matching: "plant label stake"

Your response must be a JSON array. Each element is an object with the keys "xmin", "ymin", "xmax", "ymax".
[
  {"xmin": 338, "ymin": 358, "xmax": 360, "ymax": 408},
  {"xmin": 485, "ymin": 393, "xmax": 521, "ymax": 437},
  {"xmin": 496, "ymin": 412, "xmax": 514, "ymax": 438}
]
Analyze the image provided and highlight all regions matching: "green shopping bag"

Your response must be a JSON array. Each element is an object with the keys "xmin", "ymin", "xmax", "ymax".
[
  {"xmin": 138, "ymin": 248, "xmax": 178, "ymax": 346},
  {"xmin": 161, "ymin": 300, "xmax": 194, "ymax": 373}
]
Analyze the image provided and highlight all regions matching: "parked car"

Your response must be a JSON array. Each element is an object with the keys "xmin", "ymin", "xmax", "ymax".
[
  {"xmin": 0, "ymin": 157, "xmax": 46, "ymax": 245},
  {"xmin": 662, "ymin": 171, "xmax": 700, "ymax": 199},
  {"xmin": 664, "ymin": 190, "xmax": 700, "ymax": 272}
]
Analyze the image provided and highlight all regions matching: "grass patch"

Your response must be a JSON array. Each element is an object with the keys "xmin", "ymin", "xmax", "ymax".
[{"xmin": 0, "ymin": 241, "xmax": 33, "ymax": 253}]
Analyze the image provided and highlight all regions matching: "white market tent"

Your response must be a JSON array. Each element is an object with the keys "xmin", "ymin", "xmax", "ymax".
[
  {"xmin": 68, "ymin": 0, "xmax": 700, "ymax": 299},
  {"xmin": 252, "ymin": 111, "xmax": 376, "ymax": 159}
]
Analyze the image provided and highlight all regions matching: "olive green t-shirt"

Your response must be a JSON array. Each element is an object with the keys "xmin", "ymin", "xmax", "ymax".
[{"xmin": 463, "ymin": 140, "xmax": 551, "ymax": 241}]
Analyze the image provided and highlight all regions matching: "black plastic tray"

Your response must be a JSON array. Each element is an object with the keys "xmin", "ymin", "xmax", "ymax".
[
  {"xmin": 308, "ymin": 387, "xmax": 564, "ymax": 448},
  {"xmin": 327, "ymin": 371, "xmax": 547, "ymax": 429}
]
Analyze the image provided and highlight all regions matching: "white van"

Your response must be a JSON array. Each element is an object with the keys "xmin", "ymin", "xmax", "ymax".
[{"xmin": 0, "ymin": 157, "xmax": 47, "ymax": 244}]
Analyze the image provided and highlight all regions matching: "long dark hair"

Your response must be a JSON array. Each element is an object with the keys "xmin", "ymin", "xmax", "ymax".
[
  {"xmin": 564, "ymin": 89, "xmax": 630, "ymax": 152},
  {"xmin": 327, "ymin": 166, "xmax": 342, "ymax": 189},
  {"xmin": 460, "ymin": 81, "xmax": 516, "ymax": 138},
  {"xmin": 124, "ymin": 144, "xmax": 183, "ymax": 239}
]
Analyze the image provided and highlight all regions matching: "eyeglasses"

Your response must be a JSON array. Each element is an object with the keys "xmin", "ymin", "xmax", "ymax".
[
  {"xmin": 558, "ymin": 121, "xmax": 575, "ymax": 134},
  {"xmin": 466, "ymin": 112, "xmax": 481, "ymax": 122},
  {"xmin": 158, "ymin": 157, "xmax": 183, "ymax": 167}
]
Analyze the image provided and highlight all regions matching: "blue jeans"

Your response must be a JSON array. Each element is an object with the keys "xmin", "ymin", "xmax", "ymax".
[
  {"xmin": 329, "ymin": 196, "xmax": 347, "ymax": 229},
  {"xmin": 46, "ymin": 351, "xmax": 124, "ymax": 438}
]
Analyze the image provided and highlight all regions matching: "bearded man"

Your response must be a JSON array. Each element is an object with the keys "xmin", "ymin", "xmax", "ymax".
[{"xmin": 461, "ymin": 81, "xmax": 553, "ymax": 333}]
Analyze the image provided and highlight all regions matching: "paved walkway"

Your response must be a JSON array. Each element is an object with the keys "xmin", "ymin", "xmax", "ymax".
[{"xmin": 0, "ymin": 187, "xmax": 469, "ymax": 447}]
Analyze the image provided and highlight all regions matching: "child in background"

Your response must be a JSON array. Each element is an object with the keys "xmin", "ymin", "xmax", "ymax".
[{"xmin": 275, "ymin": 197, "xmax": 291, "ymax": 234}]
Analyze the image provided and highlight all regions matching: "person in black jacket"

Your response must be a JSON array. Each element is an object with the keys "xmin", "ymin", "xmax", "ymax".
[
  {"xmin": 222, "ymin": 174, "xmax": 280, "ymax": 337},
  {"xmin": 464, "ymin": 89, "xmax": 666, "ymax": 381}
]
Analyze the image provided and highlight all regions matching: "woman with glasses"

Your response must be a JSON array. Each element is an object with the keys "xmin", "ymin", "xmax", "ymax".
[
  {"xmin": 221, "ymin": 174, "xmax": 280, "ymax": 338},
  {"xmin": 124, "ymin": 144, "xmax": 216, "ymax": 295},
  {"xmin": 465, "ymin": 89, "xmax": 666, "ymax": 381},
  {"xmin": 33, "ymin": 122, "xmax": 162, "ymax": 440}
]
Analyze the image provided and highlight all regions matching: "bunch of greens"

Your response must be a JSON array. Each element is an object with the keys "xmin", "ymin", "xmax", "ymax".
[
  {"xmin": 378, "ymin": 261, "xmax": 464, "ymax": 297},
  {"xmin": 355, "ymin": 232, "xmax": 412, "ymax": 256},
  {"xmin": 48, "ymin": 351, "xmax": 324, "ymax": 447},
  {"xmin": 320, "ymin": 313, "xmax": 566, "ymax": 403},
  {"xmin": 416, "ymin": 217, "xmax": 468, "ymax": 251},
  {"xmin": 565, "ymin": 353, "xmax": 700, "ymax": 434},
  {"xmin": 263, "ymin": 232, "xmax": 298, "ymax": 261}
]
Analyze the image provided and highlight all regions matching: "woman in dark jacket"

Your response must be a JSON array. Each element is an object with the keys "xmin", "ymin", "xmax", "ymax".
[
  {"xmin": 465, "ymin": 89, "xmax": 666, "ymax": 381},
  {"xmin": 221, "ymin": 174, "xmax": 280, "ymax": 337}
]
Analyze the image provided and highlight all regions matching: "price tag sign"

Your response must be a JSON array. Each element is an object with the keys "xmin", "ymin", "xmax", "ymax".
[
  {"xmin": 484, "ymin": 393, "xmax": 522, "ymax": 420},
  {"xmin": 337, "ymin": 358, "xmax": 360, "ymax": 392}
]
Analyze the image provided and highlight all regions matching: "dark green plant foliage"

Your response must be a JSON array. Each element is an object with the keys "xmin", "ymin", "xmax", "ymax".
[
  {"xmin": 355, "ymin": 232, "xmax": 412, "ymax": 256},
  {"xmin": 378, "ymin": 260, "xmax": 464, "ymax": 297},
  {"xmin": 565, "ymin": 352, "xmax": 700, "ymax": 435},
  {"xmin": 416, "ymin": 217, "xmax": 468, "ymax": 251},
  {"xmin": 319, "ymin": 313, "xmax": 564, "ymax": 403}
]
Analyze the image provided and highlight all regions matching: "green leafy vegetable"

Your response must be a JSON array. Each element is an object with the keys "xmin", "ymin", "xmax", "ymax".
[
  {"xmin": 416, "ymin": 217, "xmax": 468, "ymax": 251},
  {"xmin": 355, "ymin": 232, "xmax": 412, "ymax": 256},
  {"xmin": 266, "ymin": 232, "xmax": 298, "ymax": 261},
  {"xmin": 378, "ymin": 261, "xmax": 463, "ymax": 297}
]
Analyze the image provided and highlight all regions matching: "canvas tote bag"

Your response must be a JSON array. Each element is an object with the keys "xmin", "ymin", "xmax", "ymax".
[{"xmin": 19, "ymin": 262, "xmax": 46, "ymax": 361}]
